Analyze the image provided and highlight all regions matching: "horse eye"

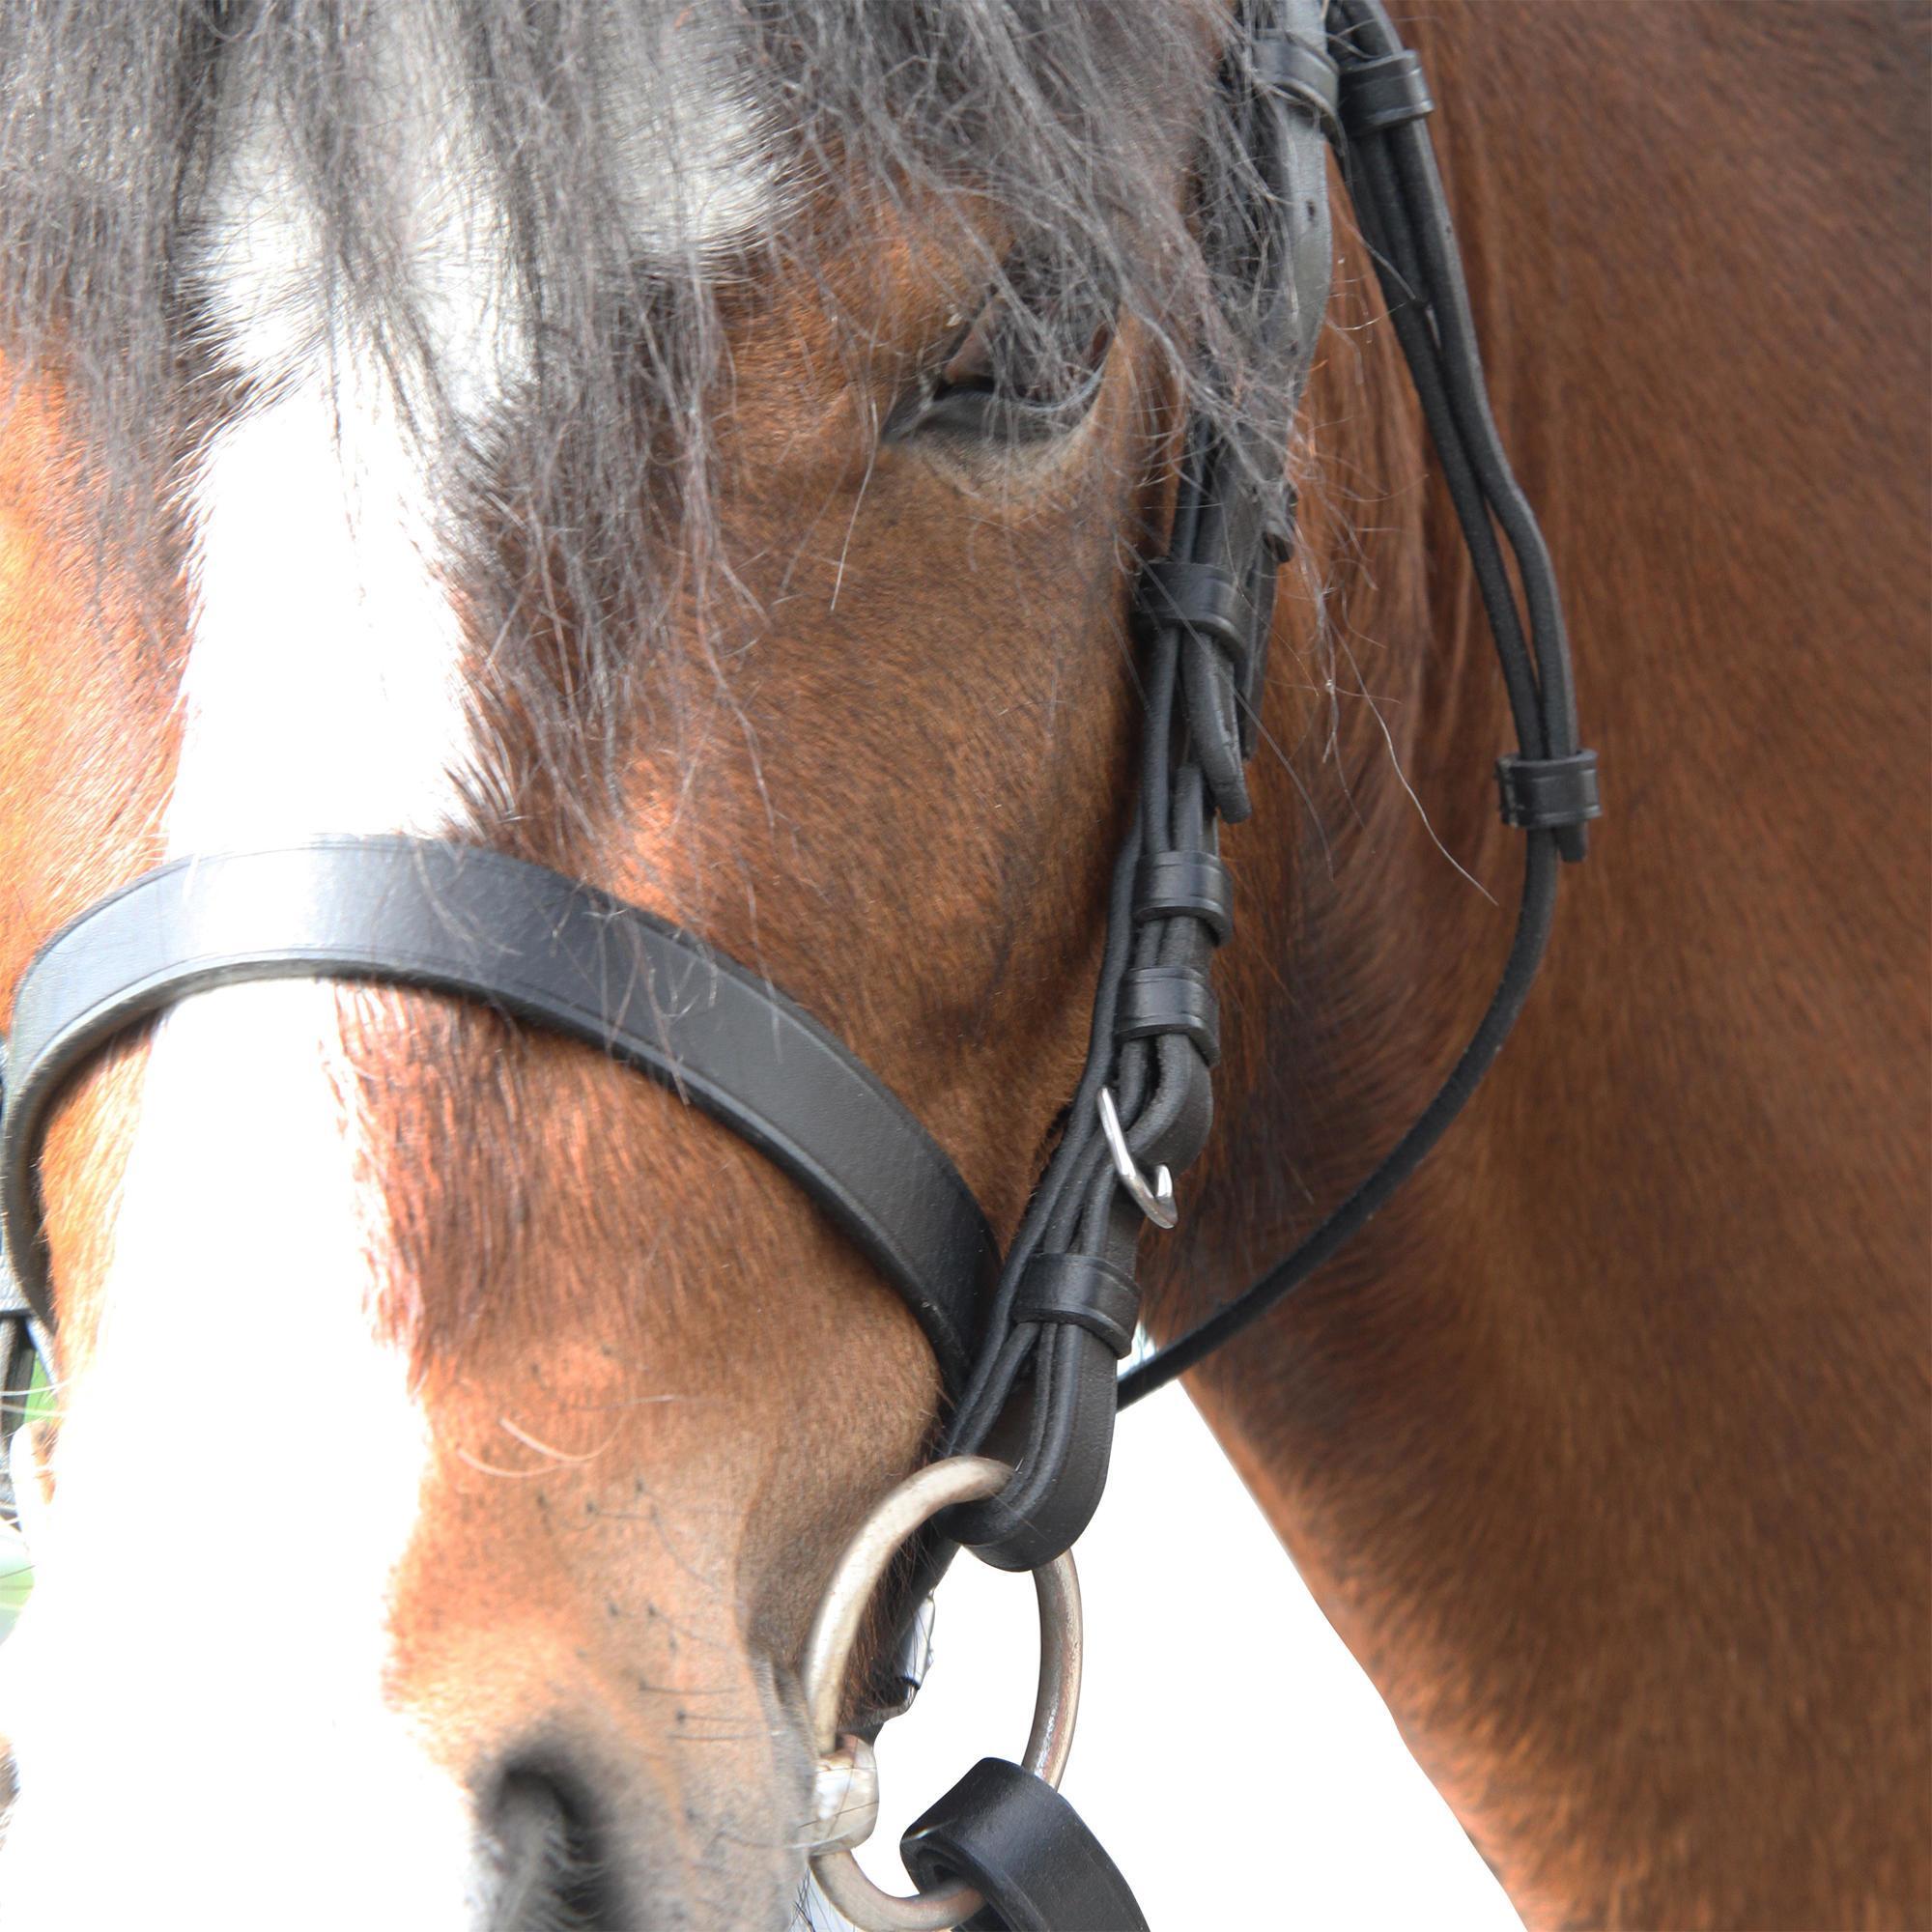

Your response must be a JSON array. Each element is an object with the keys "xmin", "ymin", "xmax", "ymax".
[{"xmin": 889, "ymin": 251, "xmax": 1117, "ymax": 445}]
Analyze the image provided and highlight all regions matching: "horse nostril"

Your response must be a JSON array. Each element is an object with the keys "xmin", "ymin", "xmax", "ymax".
[{"xmin": 484, "ymin": 1764, "xmax": 616, "ymax": 1932}]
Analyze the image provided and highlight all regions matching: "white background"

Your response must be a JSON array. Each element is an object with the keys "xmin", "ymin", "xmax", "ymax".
[{"xmin": 867, "ymin": 1386, "xmax": 1523, "ymax": 1930}]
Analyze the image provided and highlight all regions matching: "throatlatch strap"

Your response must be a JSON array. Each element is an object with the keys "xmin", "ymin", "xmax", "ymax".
[{"xmin": 0, "ymin": 838, "xmax": 993, "ymax": 1395}]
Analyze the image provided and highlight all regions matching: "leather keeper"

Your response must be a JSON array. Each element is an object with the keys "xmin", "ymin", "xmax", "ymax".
[
  {"xmin": 1133, "ymin": 850, "xmax": 1235, "ymax": 943},
  {"xmin": 1495, "ymin": 750, "xmax": 1602, "ymax": 831},
  {"xmin": 1340, "ymin": 50, "xmax": 1434, "ymax": 136},
  {"xmin": 1012, "ymin": 1252, "xmax": 1139, "ymax": 1359},
  {"xmin": 1255, "ymin": 33, "xmax": 1340, "ymax": 136},
  {"xmin": 1114, "ymin": 966, "xmax": 1221, "ymax": 1065},
  {"xmin": 1142, "ymin": 558, "xmax": 1251, "ymax": 671}
]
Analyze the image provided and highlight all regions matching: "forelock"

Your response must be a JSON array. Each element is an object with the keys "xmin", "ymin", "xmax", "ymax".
[{"xmin": 0, "ymin": 0, "xmax": 1285, "ymax": 813}]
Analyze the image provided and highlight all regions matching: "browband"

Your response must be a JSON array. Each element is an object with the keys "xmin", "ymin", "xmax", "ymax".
[{"xmin": 0, "ymin": 838, "xmax": 994, "ymax": 1395}]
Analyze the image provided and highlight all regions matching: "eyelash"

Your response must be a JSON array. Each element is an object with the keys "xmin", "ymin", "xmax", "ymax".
[{"xmin": 887, "ymin": 262, "xmax": 1117, "ymax": 445}]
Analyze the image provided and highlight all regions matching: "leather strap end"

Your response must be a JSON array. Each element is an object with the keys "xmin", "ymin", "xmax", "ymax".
[{"xmin": 902, "ymin": 1758, "xmax": 1151, "ymax": 1932}]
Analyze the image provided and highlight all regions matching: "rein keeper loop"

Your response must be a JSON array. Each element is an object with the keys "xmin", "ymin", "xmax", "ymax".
[
  {"xmin": 1114, "ymin": 966, "xmax": 1222, "ymax": 1065},
  {"xmin": 1495, "ymin": 750, "xmax": 1603, "ymax": 843},
  {"xmin": 1142, "ymin": 558, "xmax": 1255, "ymax": 671},
  {"xmin": 1133, "ymin": 851, "xmax": 1236, "ymax": 943},
  {"xmin": 1012, "ymin": 1254, "xmax": 1140, "ymax": 1359},
  {"xmin": 1254, "ymin": 33, "xmax": 1342, "ymax": 134},
  {"xmin": 1339, "ymin": 49, "xmax": 1435, "ymax": 135}
]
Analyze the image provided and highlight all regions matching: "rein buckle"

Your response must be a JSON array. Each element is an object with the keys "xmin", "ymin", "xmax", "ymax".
[{"xmin": 1097, "ymin": 1089, "xmax": 1178, "ymax": 1231}]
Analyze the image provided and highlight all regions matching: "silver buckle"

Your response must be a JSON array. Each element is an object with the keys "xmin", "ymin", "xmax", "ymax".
[{"xmin": 1096, "ymin": 1088, "xmax": 1178, "ymax": 1230}]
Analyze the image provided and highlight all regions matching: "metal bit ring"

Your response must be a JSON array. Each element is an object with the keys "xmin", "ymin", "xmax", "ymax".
[{"xmin": 801, "ymin": 1456, "xmax": 1083, "ymax": 1932}]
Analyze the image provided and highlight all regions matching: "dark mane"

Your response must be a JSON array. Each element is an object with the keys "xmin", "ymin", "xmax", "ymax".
[{"xmin": 0, "ymin": 0, "xmax": 1303, "ymax": 820}]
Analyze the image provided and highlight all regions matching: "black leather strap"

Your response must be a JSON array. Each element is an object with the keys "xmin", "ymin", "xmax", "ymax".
[
  {"xmin": 901, "ymin": 1758, "xmax": 1150, "ymax": 1932},
  {"xmin": 1120, "ymin": 0, "xmax": 1599, "ymax": 1404},
  {"xmin": 0, "ymin": 838, "xmax": 994, "ymax": 1395},
  {"xmin": 923, "ymin": 0, "xmax": 1339, "ymax": 1579}
]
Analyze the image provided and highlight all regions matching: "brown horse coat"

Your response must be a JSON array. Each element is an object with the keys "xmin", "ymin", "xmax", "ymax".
[{"xmin": 0, "ymin": 3, "xmax": 1921, "ymax": 1926}]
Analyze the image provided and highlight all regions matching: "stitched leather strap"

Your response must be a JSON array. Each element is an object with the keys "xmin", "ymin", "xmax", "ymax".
[{"xmin": 0, "ymin": 838, "xmax": 994, "ymax": 1395}]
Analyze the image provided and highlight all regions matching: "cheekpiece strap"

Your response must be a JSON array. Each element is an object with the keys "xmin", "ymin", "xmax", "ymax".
[{"xmin": 929, "ymin": 0, "xmax": 1337, "ymax": 1580}]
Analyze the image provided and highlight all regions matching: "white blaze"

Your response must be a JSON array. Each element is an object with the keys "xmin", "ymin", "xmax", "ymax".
[{"xmin": 0, "ymin": 16, "xmax": 495, "ymax": 1931}]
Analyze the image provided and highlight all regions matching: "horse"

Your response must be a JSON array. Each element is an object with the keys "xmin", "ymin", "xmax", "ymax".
[{"xmin": 0, "ymin": 1, "xmax": 1923, "ymax": 1927}]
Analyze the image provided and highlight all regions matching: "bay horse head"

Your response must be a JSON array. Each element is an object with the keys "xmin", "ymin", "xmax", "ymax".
[
  {"xmin": 0, "ymin": 5, "xmax": 1335, "ymax": 1922},
  {"xmin": 0, "ymin": 0, "xmax": 1594, "ymax": 1926}
]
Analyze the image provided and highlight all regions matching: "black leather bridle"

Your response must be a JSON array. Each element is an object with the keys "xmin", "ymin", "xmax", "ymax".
[{"xmin": 0, "ymin": 2, "xmax": 1598, "ymax": 1923}]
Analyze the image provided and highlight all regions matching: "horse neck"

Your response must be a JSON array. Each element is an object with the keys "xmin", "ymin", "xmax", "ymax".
[{"xmin": 1145, "ymin": 4, "xmax": 1929, "ymax": 1924}]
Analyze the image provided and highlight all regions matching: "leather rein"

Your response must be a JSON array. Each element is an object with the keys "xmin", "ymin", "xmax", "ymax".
[{"xmin": 0, "ymin": 3, "xmax": 1598, "ymax": 1923}]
